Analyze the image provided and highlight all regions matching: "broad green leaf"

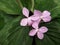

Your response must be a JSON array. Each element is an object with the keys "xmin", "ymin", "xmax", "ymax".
[
  {"xmin": 34, "ymin": 0, "xmax": 57, "ymax": 11},
  {"xmin": 36, "ymin": 18, "xmax": 60, "ymax": 45},
  {"xmin": 0, "ymin": 16, "xmax": 33, "ymax": 45},
  {"xmin": 50, "ymin": 0, "xmax": 60, "ymax": 18},
  {"xmin": 0, "ymin": 11, "xmax": 13, "ymax": 45},
  {"xmin": 50, "ymin": 6, "xmax": 60, "ymax": 18},
  {"xmin": 0, "ymin": 11, "xmax": 16, "ymax": 23},
  {"xmin": 8, "ymin": 26, "xmax": 33, "ymax": 45},
  {"xmin": 0, "ymin": 0, "xmax": 21, "ymax": 14},
  {"xmin": 0, "ymin": 0, "xmax": 31, "ymax": 15},
  {"xmin": 7, "ymin": 16, "xmax": 33, "ymax": 45},
  {"xmin": 0, "ymin": 16, "xmax": 21, "ymax": 45}
]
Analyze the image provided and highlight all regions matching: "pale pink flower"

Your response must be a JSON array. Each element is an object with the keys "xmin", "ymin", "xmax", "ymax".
[
  {"xmin": 33, "ymin": 10, "xmax": 51, "ymax": 22},
  {"xmin": 31, "ymin": 10, "xmax": 51, "ymax": 28},
  {"xmin": 29, "ymin": 25, "xmax": 48, "ymax": 39},
  {"xmin": 20, "ymin": 7, "xmax": 39, "ymax": 26}
]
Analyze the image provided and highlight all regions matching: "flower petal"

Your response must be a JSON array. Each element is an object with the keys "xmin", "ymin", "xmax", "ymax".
[
  {"xmin": 31, "ymin": 15, "xmax": 40, "ymax": 21},
  {"xmin": 28, "ymin": 20, "xmax": 33, "ymax": 26},
  {"xmin": 32, "ymin": 19, "xmax": 41, "ymax": 29},
  {"xmin": 42, "ymin": 10, "xmax": 50, "ymax": 17},
  {"xmin": 42, "ymin": 16, "xmax": 51, "ymax": 22},
  {"xmin": 37, "ymin": 31, "xmax": 44, "ymax": 39},
  {"xmin": 32, "ymin": 22, "xmax": 39, "ymax": 29},
  {"xmin": 22, "ymin": 7, "xmax": 29, "ymax": 17},
  {"xmin": 34, "ymin": 10, "xmax": 42, "ymax": 16},
  {"xmin": 27, "ymin": 17, "xmax": 33, "ymax": 26},
  {"xmin": 39, "ymin": 26, "xmax": 48, "ymax": 33},
  {"xmin": 20, "ymin": 18, "xmax": 28, "ymax": 26},
  {"xmin": 29, "ymin": 29, "xmax": 37, "ymax": 36}
]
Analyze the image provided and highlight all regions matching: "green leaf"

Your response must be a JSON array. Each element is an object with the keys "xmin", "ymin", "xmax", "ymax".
[
  {"xmin": 0, "ymin": 16, "xmax": 21, "ymax": 45},
  {"xmin": 50, "ymin": 6, "xmax": 60, "ymax": 18},
  {"xmin": 0, "ymin": 11, "xmax": 10, "ymax": 45},
  {"xmin": 0, "ymin": 0, "xmax": 21, "ymax": 14},
  {"xmin": 0, "ymin": 16, "xmax": 33, "ymax": 45},
  {"xmin": 36, "ymin": 18, "xmax": 60, "ymax": 45},
  {"xmin": 7, "ymin": 17, "xmax": 33, "ymax": 45},
  {"xmin": 50, "ymin": 0, "xmax": 60, "ymax": 18},
  {"xmin": 0, "ymin": 11, "xmax": 16, "ymax": 23},
  {"xmin": 0, "ymin": 0, "xmax": 32, "ymax": 15},
  {"xmin": 34, "ymin": 0, "xmax": 57, "ymax": 11},
  {"xmin": 8, "ymin": 26, "xmax": 33, "ymax": 45}
]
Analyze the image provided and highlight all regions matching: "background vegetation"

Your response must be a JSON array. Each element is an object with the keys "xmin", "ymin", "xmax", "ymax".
[{"xmin": 0, "ymin": 0, "xmax": 60, "ymax": 45}]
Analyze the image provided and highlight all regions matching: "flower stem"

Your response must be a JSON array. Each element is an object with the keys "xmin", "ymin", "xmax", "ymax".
[
  {"xmin": 31, "ymin": 0, "xmax": 34, "ymax": 12},
  {"xmin": 16, "ymin": 0, "xmax": 23, "ymax": 9}
]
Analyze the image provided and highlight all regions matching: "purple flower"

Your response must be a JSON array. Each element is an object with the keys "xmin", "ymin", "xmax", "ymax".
[
  {"xmin": 33, "ymin": 10, "xmax": 51, "ymax": 22},
  {"xmin": 20, "ymin": 7, "xmax": 32, "ymax": 26},
  {"xmin": 20, "ymin": 7, "xmax": 51, "ymax": 40},
  {"xmin": 20, "ymin": 7, "xmax": 39, "ymax": 26},
  {"xmin": 29, "ymin": 25, "xmax": 48, "ymax": 39}
]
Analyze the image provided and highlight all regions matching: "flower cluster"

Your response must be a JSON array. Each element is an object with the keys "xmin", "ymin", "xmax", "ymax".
[{"xmin": 20, "ymin": 7, "xmax": 51, "ymax": 40}]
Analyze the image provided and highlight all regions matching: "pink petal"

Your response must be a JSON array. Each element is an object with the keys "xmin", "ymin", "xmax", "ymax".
[
  {"xmin": 37, "ymin": 31, "xmax": 44, "ymax": 39},
  {"xmin": 20, "ymin": 18, "xmax": 28, "ymax": 26},
  {"xmin": 32, "ymin": 19, "xmax": 41, "ymax": 29},
  {"xmin": 29, "ymin": 29, "xmax": 37, "ymax": 36},
  {"xmin": 42, "ymin": 16, "xmax": 51, "ymax": 22},
  {"xmin": 28, "ymin": 20, "xmax": 33, "ymax": 26},
  {"xmin": 22, "ymin": 7, "xmax": 29, "ymax": 17},
  {"xmin": 27, "ymin": 17, "xmax": 33, "ymax": 26},
  {"xmin": 39, "ymin": 26, "xmax": 48, "ymax": 33},
  {"xmin": 42, "ymin": 10, "xmax": 51, "ymax": 17},
  {"xmin": 32, "ymin": 22, "xmax": 39, "ymax": 29},
  {"xmin": 31, "ymin": 15, "xmax": 40, "ymax": 21},
  {"xmin": 34, "ymin": 10, "xmax": 42, "ymax": 16}
]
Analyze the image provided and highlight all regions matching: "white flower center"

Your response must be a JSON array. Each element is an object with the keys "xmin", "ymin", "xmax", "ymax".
[
  {"xmin": 40, "ymin": 16, "xmax": 43, "ymax": 19},
  {"xmin": 28, "ymin": 17, "xmax": 31, "ymax": 20},
  {"xmin": 36, "ymin": 28, "xmax": 39, "ymax": 32}
]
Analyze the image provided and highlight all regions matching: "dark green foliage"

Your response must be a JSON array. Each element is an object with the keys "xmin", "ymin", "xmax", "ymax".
[{"xmin": 0, "ymin": 0, "xmax": 60, "ymax": 45}]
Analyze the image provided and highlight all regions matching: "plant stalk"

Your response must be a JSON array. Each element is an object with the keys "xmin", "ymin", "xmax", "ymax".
[
  {"xmin": 16, "ymin": 0, "xmax": 23, "ymax": 9},
  {"xmin": 31, "ymin": 0, "xmax": 34, "ymax": 12}
]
